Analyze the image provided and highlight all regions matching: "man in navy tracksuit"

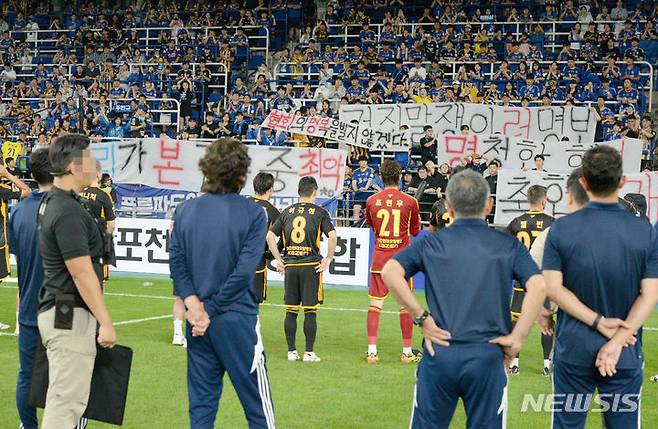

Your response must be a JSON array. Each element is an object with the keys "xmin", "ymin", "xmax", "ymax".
[
  {"xmin": 543, "ymin": 145, "xmax": 658, "ymax": 429},
  {"xmin": 10, "ymin": 150, "xmax": 87, "ymax": 429},
  {"xmin": 381, "ymin": 170, "xmax": 546, "ymax": 429},
  {"xmin": 169, "ymin": 138, "xmax": 275, "ymax": 429}
]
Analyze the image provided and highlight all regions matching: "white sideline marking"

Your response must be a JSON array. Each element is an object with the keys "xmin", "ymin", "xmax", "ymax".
[
  {"xmin": 115, "ymin": 314, "xmax": 172, "ymax": 326},
  {"xmin": 3, "ymin": 283, "xmax": 658, "ymax": 329}
]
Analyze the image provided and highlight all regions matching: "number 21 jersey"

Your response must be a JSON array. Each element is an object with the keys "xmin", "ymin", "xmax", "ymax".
[{"xmin": 365, "ymin": 189, "xmax": 421, "ymax": 272}]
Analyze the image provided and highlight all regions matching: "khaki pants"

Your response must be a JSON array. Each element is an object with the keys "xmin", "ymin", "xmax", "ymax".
[{"xmin": 38, "ymin": 307, "xmax": 97, "ymax": 429}]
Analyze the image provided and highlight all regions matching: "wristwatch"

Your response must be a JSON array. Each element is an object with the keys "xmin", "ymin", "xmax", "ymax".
[{"xmin": 413, "ymin": 310, "xmax": 430, "ymax": 327}]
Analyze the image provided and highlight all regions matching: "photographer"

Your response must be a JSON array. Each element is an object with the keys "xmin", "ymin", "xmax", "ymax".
[{"xmin": 37, "ymin": 134, "xmax": 116, "ymax": 428}]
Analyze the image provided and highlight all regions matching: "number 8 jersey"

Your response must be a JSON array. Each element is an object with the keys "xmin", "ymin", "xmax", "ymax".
[
  {"xmin": 270, "ymin": 202, "xmax": 335, "ymax": 266},
  {"xmin": 365, "ymin": 189, "xmax": 421, "ymax": 273}
]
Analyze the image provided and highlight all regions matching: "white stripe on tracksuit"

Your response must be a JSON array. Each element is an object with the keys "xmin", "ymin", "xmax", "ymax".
[{"xmin": 251, "ymin": 316, "xmax": 275, "ymax": 428}]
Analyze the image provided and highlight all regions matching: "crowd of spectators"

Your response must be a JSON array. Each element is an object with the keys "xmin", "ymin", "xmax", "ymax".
[{"xmin": 0, "ymin": 0, "xmax": 655, "ymax": 179}]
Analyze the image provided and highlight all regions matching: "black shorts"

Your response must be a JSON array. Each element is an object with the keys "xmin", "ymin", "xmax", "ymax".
[
  {"xmin": 511, "ymin": 287, "xmax": 552, "ymax": 321},
  {"xmin": 253, "ymin": 269, "xmax": 268, "ymax": 303},
  {"xmin": 284, "ymin": 264, "xmax": 323, "ymax": 308},
  {"xmin": 510, "ymin": 286, "xmax": 525, "ymax": 321}
]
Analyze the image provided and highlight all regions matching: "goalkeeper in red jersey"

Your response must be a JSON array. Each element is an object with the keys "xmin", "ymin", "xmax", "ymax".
[{"xmin": 364, "ymin": 160, "xmax": 421, "ymax": 364}]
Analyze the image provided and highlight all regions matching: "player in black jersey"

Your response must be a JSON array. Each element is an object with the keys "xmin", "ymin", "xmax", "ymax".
[
  {"xmin": 506, "ymin": 184, "xmax": 555, "ymax": 375},
  {"xmin": 428, "ymin": 198, "xmax": 453, "ymax": 232},
  {"xmin": 79, "ymin": 161, "xmax": 116, "ymax": 281},
  {"xmin": 250, "ymin": 172, "xmax": 280, "ymax": 303},
  {"xmin": 267, "ymin": 177, "xmax": 337, "ymax": 362}
]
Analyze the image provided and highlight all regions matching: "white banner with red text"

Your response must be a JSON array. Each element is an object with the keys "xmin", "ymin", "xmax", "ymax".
[
  {"xmin": 91, "ymin": 138, "xmax": 347, "ymax": 198},
  {"xmin": 494, "ymin": 170, "xmax": 656, "ymax": 225},
  {"xmin": 262, "ymin": 109, "xmax": 411, "ymax": 151},
  {"xmin": 438, "ymin": 135, "xmax": 643, "ymax": 173},
  {"xmin": 339, "ymin": 103, "xmax": 597, "ymax": 143}
]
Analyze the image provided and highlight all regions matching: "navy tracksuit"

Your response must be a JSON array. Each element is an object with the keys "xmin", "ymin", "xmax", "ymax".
[
  {"xmin": 9, "ymin": 191, "xmax": 47, "ymax": 429},
  {"xmin": 543, "ymin": 203, "xmax": 657, "ymax": 429},
  {"xmin": 170, "ymin": 193, "xmax": 275, "ymax": 429},
  {"xmin": 394, "ymin": 219, "xmax": 540, "ymax": 428}
]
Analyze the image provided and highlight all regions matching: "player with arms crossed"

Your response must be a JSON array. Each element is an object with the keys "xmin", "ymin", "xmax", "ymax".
[
  {"xmin": 267, "ymin": 177, "xmax": 337, "ymax": 362},
  {"xmin": 251, "ymin": 172, "xmax": 280, "ymax": 303},
  {"xmin": 364, "ymin": 160, "xmax": 421, "ymax": 363},
  {"xmin": 506, "ymin": 185, "xmax": 555, "ymax": 375}
]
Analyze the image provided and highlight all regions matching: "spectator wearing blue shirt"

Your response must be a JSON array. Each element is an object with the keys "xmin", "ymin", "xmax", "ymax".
[
  {"xmin": 618, "ymin": 78, "xmax": 639, "ymax": 106},
  {"xmin": 519, "ymin": 74, "xmax": 541, "ymax": 101},
  {"xmin": 231, "ymin": 111, "xmax": 248, "ymax": 137},
  {"xmin": 543, "ymin": 145, "xmax": 658, "ymax": 429},
  {"xmin": 352, "ymin": 156, "xmax": 376, "ymax": 208},
  {"xmin": 377, "ymin": 43, "xmax": 395, "ymax": 62},
  {"xmin": 391, "ymin": 59, "xmax": 408, "ymax": 84},
  {"xmin": 381, "ymin": 170, "xmax": 545, "ymax": 429},
  {"xmin": 562, "ymin": 58, "xmax": 581, "ymax": 82},
  {"xmin": 598, "ymin": 78, "xmax": 618, "ymax": 101},
  {"xmin": 621, "ymin": 57, "xmax": 640, "ymax": 84},
  {"xmin": 169, "ymin": 138, "xmax": 275, "ymax": 428},
  {"xmin": 272, "ymin": 86, "xmax": 294, "ymax": 112},
  {"xmin": 359, "ymin": 24, "xmax": 376, "ymax": 49},
  {"xmin": 256, "ymin": 126, "xmax": 286, "ymax": 146},
  {"xmin": 347, "ymin": 77, "xmax": 366, "ymax": 102}
]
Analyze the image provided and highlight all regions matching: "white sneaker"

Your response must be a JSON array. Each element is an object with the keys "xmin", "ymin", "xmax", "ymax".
[
  {"xmin": 303, "ymin": 352, "xmax": 321, "ymax": 362},
  {"xmin": 172, "ymin": 332, "xmax": 186, "ymax": 346},
  {"xmin": 288, "ymin": 350, "xmax": 300, "ymax": 361}
]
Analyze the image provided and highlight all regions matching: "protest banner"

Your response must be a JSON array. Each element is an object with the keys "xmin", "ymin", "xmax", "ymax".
[
  {"xmin": 438, "ymin": 135, "xmax": 642, "ymax": 173},
  {"xmin": 262, "ymin": 109, "xmax": 411, "ymax": 151},
  {"xmin": 339, "ymin": 103, "xmax": 596, "ymax": 143},
  {"xmin": 494, "ymin": 170, "xmax": 657, "ymax": 225},
  {"xmin": 91, "ymin": 138, "xmax": 347, "ymax": 198}
]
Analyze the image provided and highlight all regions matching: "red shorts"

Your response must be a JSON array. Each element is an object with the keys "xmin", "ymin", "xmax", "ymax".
[
  {"xmin": 369, "ymin": 249, "xmax": 412, "ymax": 299},
  {"xmin": 368, "ymin": 272, "xmax": 413, "ymax": 299}
]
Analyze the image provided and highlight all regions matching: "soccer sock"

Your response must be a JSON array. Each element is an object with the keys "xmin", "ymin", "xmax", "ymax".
[
  {"xmin": 303, "ymin": 309, "xmax": 317, "ymax": 352},
  {"xmin": 284, "ymin": 308, "xmax": 299, "ymax": 351},
  {"xmin": 541, "ymin": 333, "xmax": 554, "ymax": 360},
  {"xmin": 367, "ymin": 305, "xmax": 381, "ymax": 349},
  {"xmin": 400, "ymin": 309, "xmax": 413, "ymax": 351},
  {"xmin": 173, "ymin": 319, "xmax": 183, "ymax": 335}
]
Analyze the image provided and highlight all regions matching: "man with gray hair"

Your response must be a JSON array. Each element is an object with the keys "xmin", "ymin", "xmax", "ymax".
[{"xmin": 382, "ymin": 170, "xmax": 546, "ymax": 428}]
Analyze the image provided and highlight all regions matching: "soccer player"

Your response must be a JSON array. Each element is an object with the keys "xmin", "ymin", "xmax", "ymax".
[
  {"xmin": 381, "ymin": 170, "xmax": 546, "ymax": 428},
  {"xmin": 506, "ymin": 185, "xmax": 555, "ymax": 375},
  {"xmin": 0, "ymin": 160, "xmax": 31, "ymax": 331},
  {"xmin": 364, "ymin": 160, "xmax": 421, "ymax": 363},
  {"xmin": 428, "ymin": 197, "xmax": 453, "ymax": 232},
  {"xmin": 530, "ymin": 168, "xmax": 590, "ymax": 370},
  {"xmin": 79, "ymin": 160, "xmax": 116, "ymax": 282},
  {"xmin": 251, "ymin": 172, "xmax": 280, "ymax": 303},
  {"xmin": 544, "ymin": 146, "xmax": 658, "ymax": 428},
  {"xmin": 169, "ymin": 138, "xmax": 275, "ymax": 428},
  {"xmin": 267, "ymin": 177, "xmax": 337, "ymax": 362}
]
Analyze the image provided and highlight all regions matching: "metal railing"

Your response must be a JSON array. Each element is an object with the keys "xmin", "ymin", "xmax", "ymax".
[
  {"xmin": 8, "ymin": 25, "xmax": 270, "ymax": 60},
  {"xmin": 8, "ymin": 61, "xmax": 229, "ymax": 97},
  {"xmin": 326, "ymin": 20, "xmax": 646, "ymax": 53},
  {"xmin": 1, "ymin": 96, "xmax": 181, "ymax": 133},
  {"xmin": 273, "ymin": 60, "xmax": 654, "ymax": 112}
]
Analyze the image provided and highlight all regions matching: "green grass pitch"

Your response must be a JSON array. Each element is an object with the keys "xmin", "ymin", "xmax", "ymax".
[{"xmin": 1, "ymin": 277, "xmax": 657, "ymax": 428}]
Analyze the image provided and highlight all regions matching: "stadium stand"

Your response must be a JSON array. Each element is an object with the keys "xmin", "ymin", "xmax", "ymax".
[{"xmin": 0, "ymin": 0, "xmax": 656, "ymax": 222}]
